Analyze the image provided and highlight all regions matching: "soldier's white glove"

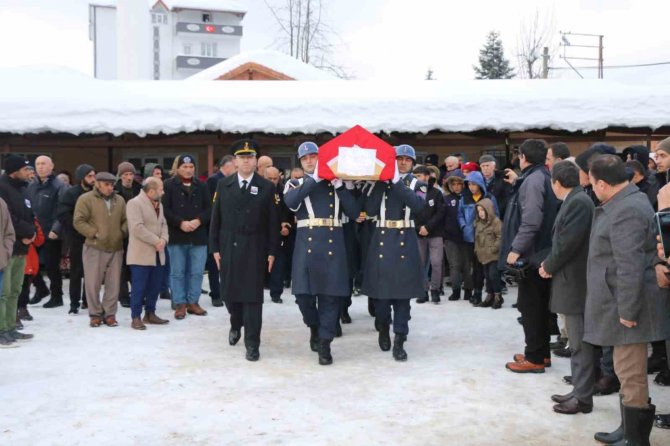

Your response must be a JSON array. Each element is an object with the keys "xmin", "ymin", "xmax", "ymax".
[
  {"xmin": 312, "ymin": 161, "xmax": 322, "ymax": 183},
  {"xmin": 344, "ymin": 180, "xmax": 355, "ymax": 190},
  {"xmin": 391, "ymin": 160, "xmax": 401, "ymax": 184},
  {"xmin": 331, "ymin": 178, "xmax": 343, "ymax": 189}
]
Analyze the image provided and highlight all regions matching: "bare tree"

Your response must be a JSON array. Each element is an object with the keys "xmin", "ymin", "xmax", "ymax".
[
  {"xmin": 263, "ymin": 0, "xmax": 351, "ymax": 78},
  {"xmin": 516, "ymin": 9, "xmax": 557, "ymax": 79}
]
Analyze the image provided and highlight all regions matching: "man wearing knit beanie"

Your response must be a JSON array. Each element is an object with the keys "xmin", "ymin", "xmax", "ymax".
[
  {"xmin": 56, "ymin": 164, "xmax": 96, "ymax": 314},
  {"xmin": 114, "ymin": 161, "xmax": 140, "ymax": 308},
  {"xmin": 0, "ymin": 154, "xmax": 35, "ymax": 345}
]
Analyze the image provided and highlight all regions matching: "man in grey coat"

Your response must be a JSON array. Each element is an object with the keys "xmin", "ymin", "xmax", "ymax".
[
  {"xmin": 584, "ymin": 155, "xmax": 668, "ymax": 445},
  {"xmin": 539, "ymin": 161, "xmax": 596, "ymax": 415}
]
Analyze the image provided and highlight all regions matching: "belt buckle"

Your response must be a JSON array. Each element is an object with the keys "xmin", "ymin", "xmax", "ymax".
[{"xmin": 387, "ymin": 220, "xmax": 401, "ymax": 229}]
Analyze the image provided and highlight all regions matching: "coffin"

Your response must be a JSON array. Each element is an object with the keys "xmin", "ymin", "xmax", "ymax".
[{"xmin": 317, "ymin": 125, "xmax": 396, "ymax": 181}]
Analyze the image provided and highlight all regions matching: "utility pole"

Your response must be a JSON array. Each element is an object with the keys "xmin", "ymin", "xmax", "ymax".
[
  {"xmin": 542, "ymin": 47, "xmax": 549, "ymax": 79},
  {"xmin": 559, "ymin": 32, "xmax": 605, "ymax": 79}
]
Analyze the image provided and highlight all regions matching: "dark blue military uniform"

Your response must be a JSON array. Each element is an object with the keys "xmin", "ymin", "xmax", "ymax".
[
  {"xmin": 284, "ymin": 175, "xmax": 359, "ymax": 341},
  {"xmin": 362, "ymin": 177, "xmax": 425, "ymax": 335}
]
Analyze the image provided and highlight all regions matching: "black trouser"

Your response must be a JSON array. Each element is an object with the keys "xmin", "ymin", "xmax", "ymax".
[
  {"xmin": 18, "ymin": 275, "xmax": 32, "ymax": 308},
  {"xmin": 517, "ymin": 267, "xmax": 551, "ymax": 364},
  {"xmin": 483, "ymin": 261, "xmax": 502, "ymax": 293},
  {"xmin": 32, "ymin": 239, "xmax": 63, "ymax": 298},
  {"xmin": 374, "ymin": 298, "xmax": 411, "ymax": 335},
  {"xmin": 229, "ymin": 302, "xmax": 263, "ymax": 348},
  {"xmin": 119, "ymin": 240, "xmax": 131, "ymax": 301},
  {"xmin": 295, "ymin": 294, "xmax": 340, "ymax": 341},
  {"xmin": 206, "ymin": 253, "xmax": 220, "ymax": 301},
  {"xmin": 268, "ymin": 242, "xmax": 289, "ymax": 299},
  {"xmin": 69, "ymin": 238, "xmax": 86, "ymax": 308}
]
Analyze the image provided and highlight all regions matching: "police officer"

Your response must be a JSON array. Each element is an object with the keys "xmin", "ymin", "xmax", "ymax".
[
  {"xmin": 284, "ymin": 142, "xmax": 360, "ymax": 365},
  {"xmin": 361, "ymin": 145, "xmax": 425, "ymax": 361},
  {"xmin": 209, "ymin": 142, "xmax": 279, "ymax": 361}
]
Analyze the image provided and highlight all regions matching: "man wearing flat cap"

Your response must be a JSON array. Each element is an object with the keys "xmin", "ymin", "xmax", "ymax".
[
  {"xmin": 73, "ymin": 172, "xmax": 128, "ymax": 328},
  {"xmin": 210, "ymin": 141, "xmax": 279, "ymax": 361}
]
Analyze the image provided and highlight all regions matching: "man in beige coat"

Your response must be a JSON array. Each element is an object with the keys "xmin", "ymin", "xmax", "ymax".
[
  {"xmin": 126, "ymin": 177, "xmax": 169, "ymax": 330},
  {"xmin": 73, "ymin": 172, "xmax": 128, "ymax": 327}
]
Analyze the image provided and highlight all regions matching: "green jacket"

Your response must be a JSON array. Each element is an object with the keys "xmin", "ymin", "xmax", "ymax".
[{"xmin": 73, "ymin": 188, "xmax": 127, "ymax": 252}]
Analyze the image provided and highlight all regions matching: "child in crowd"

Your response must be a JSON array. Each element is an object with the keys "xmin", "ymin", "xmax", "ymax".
[{"xmin": 473, "ymin": 198, "xmax": 503, "ymax": 309}]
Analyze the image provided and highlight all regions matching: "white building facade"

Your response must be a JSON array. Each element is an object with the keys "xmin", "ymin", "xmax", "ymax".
[{"xmin": 89, "ymin": 0, "xmax": 246, "ymax": 80}]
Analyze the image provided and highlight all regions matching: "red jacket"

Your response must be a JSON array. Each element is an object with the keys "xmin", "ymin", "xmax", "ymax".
[{"xmin": 25, "ymin": 219, "xmax": 45, "ymax": 276}]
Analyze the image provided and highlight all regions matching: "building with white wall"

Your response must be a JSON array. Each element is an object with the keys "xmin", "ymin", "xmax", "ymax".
[{"xmin": 89, "ymin": 0, "xmax": 247, "ymax": 80}]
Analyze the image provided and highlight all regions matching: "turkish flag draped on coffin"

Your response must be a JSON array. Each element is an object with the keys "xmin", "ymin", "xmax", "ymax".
[{"xmin": 317, "ymin": 125, "xmax": 396, "ymax": 181}]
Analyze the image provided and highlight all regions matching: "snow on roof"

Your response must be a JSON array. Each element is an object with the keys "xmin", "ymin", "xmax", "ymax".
[
  {"xmin": 0, "ymin": 67, "xmax": 668, "ymax": 137},
  {"xmin": 186, "ymin": 50, "xmax": 337, "ymax": 81},
  {"xmin": 90, "ymin": 0, "xmax": 247, "ymax": 14}
]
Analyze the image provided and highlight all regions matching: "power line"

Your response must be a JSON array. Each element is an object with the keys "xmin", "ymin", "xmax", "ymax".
[{"xmin": 551, "ymin": 61, "xmax": 670, "ymax": 70}]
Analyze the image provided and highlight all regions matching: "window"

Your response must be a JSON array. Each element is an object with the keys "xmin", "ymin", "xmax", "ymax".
[
  {"xmin": 152, "ymin": 13, "xmax": 167, "ymax": 24},
  {"xmin": 183, "ymin": 43, "xmax": 192, "ymax": 55},
  {"xmin": 202, "ymin": 13, "xmax": 211, "ymax": 22},
  {"xmin": 201, "ymin": 42, "xmax": 217, "ymax": 57}
]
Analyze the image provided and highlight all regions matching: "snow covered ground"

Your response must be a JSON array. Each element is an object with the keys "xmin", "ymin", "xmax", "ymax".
[{"xmin": 3, "ymin": 282, "xmax": 669, "ymax": 446}]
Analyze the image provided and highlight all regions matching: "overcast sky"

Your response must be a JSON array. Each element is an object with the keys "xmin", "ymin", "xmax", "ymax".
[{"xmin": 1, "ymin": 0, "xmax": 668, "ymax": 82}]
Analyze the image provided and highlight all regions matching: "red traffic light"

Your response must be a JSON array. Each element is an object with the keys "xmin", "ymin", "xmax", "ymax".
[{"xmin": 205, "ymin": 25, "xmax": 215, "ymax": 33}]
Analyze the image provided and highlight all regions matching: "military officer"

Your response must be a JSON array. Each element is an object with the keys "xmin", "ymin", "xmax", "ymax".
[
  {"xmin": 361, "ymin": 145, "xmax": 426, "ymax": 361},
  {"xmin": 209, "ymin": 142, "xmax": 279, "ymax": 362},
  {"xmin": 283, "ymin": 142, "xmax": 360, "ymax": 365}
]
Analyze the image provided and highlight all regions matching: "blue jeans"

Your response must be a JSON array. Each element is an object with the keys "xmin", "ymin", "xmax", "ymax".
[
  {"xmin": 168, "ymin": 244, "xmax": 207, "ymax": 305},
  {"xmin": 130, "ymin": 259, "xmax": 166, "ymax": 319}
]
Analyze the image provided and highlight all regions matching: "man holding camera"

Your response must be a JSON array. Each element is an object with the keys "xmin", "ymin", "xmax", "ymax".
[{"xmin": 501, "ymin": 140, "xmax": 559, "ymax": 374}]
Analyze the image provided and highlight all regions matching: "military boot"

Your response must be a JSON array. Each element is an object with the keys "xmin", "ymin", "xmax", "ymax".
[
  {"xmin": 392, "ymin": 334, "xmax": 408, "ymax": 361},
  {"xmin": 378, "ymin": 323, "xmax": 391, "ymax": 351},
  {"xmin": 318, "ymin": 339, "xmax": 333, "ymax": 365},
  {"xmin": 309, "ymin": 326, "xmax": 319, "ymax": 352}
]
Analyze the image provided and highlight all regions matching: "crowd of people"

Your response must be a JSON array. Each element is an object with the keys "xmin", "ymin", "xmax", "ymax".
[{"xmin": 1, "ymin": 136, "xmax": 670, "ymax": 444}]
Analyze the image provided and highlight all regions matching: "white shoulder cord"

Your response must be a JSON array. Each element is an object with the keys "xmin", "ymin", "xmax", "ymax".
[
  {"xmin": 380, "ymin": 191, "xmax": 387, "ymax": 226},
  {"xmin": 405, "ymin": 178, "xmax": 418, "ymax": 226},
  {"xmin": 333, "ymin": 190, "xmax": 340, "ymax": 226}
]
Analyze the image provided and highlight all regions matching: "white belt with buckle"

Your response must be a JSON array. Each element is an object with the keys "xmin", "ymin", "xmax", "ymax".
[
  {"xmin": 376, "ymin": 220, "xmax": 415, "ymax": 229},
  {"xmin": 297, "ymin": 218, "xmax": 342, "ymax": 228}
]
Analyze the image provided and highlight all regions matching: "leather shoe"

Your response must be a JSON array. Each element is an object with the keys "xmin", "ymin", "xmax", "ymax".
[
  {"xmin": 513, "ymin": 353, "xmax": 551, "ymax": 368},
  {"xmin": 594, "ymin": 374, "xmax": 620, "ymax": 396},
  {"xmin": 551, "ymin": 392, "xmax": 574, "ymax": 404},
  {"xmin": 229, "ymin": 328, "xmax": 241, "ymax": 346},
  {"xmin": 553, "ymin": 346, "xmax": 572, "ymax": 358},
  {"xmin": 271, "ymin": 297, "xmax": 283, "ymax": 304},
  {"xmin": 506, "ymin": 359, "xmax": 545, "ymax": 374},
  {"xmin": 174, "ymin": 304, "xmax": 186, "ymax": 320},
  {"xmin": 131, "ymin": 318, "xmax": 146, "ymax": 330},
  {"xmin": 245, "ymin": 346, "xmax": 260, "ymax": 361},
  {"xmin": 143, "ymin": 312, "xmax": 169, "ymax": 325},
  {"xmin": 655, "ymin": 413, "xmax": 670, "ymax": 429},
  {"xmin": 553, "ymin": 396, "xmax": 593, "ymax": 415},
  {"xmin": 187, "ymin": 303, "xmax": 208, "ymax": 316},
  {"xmin": 211, "ymin": 298, "xmax": 224, "ymax": 307},
  {"xmin": 103, "ymin": 315, "xmax": 118, "ymax": 327}
]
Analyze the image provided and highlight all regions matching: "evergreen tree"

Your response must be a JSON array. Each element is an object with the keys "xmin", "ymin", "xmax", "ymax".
[
  {"xmin": 425, "ymin": 68, "xmax": 435, "ymax": 80},
  {"xmin": 473, "ymin": 31, "xmax": 515, "ymax": 79}
]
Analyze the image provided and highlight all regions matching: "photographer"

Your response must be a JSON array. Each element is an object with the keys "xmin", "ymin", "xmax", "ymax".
[{"xmin": 501, "ymin": 140, "xmax": 559, "ymax": 374}]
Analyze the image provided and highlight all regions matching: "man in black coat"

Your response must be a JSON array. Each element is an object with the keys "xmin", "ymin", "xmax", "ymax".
[
  {"xmin": 210, "ymin": 143, "xmax": 279, "ymax": 361},
  {"xmin": 502, "ymin": 139, "xmax": 559, "ymax": 374},
  {"xmin": 26, "ymin": 155, "xmax": 68, "ymax": 308},
  {"xmin": 56, "ymin": 164, "xmax": 96, "ymax": 314},
  {"xmin": 413, "ymin": 165, "xmax": 445, "ymax": 304},
  {"xmin": 0, "ymin": 155, "xmax": 36, "ymax": 344},
  {"xmin": 539, "ymin": 161, "xmax": 596, "ymax": 415},
  {"xmin": 205, "ymin": 154, "xmax": 236, "ymax": 308},
  {"xmin": 163, "ymin": 155, "xmax": 211, "ymax": 320},
  {"xmin": 479, "ymin": 155, "xmax": 512, "ymax": 218}
]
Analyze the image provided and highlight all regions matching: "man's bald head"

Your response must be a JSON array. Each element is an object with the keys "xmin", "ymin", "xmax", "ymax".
[
  {"xmin": 265, "ymin": 166, "xmax": 280, "ymax": 185},
  {"xmin": 257, "ymin": 156, "xmax": 273, "ymax": 176},
  {"xmin": 35, "ymin": 155, "xmax": 54, "ymax": 180}
]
